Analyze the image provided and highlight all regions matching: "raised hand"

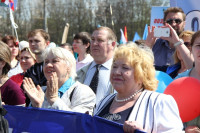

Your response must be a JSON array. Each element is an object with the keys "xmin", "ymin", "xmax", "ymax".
[
  {"xmin": 160, "ymin": 23, "xmax": 180, "ymax": 44},
  {"xmin": 46, "ymin": 72, "xmax": 59, "ymax": 105},
  {"xmin": 145, "ymin": 26, "xmax": 157, "ymax": 48},
  {"xmin": 23, "ymin": 77, "xmax": 44, "ymax": 108}
]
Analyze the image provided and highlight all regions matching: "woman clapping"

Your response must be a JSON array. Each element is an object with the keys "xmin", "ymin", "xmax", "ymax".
[{"xmin": 23, "ymin": 47, "xmax": 95, "ymax": 114}]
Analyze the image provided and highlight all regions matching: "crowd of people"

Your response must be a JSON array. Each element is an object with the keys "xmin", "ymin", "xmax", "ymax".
[{"xmin": 0, "ymin": 6, "xmax": 199, "ymax": 133}]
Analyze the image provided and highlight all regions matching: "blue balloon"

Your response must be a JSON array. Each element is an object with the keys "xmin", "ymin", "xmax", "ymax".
[
  {"xmin": 97, "ymin": 24, "xmax": 101, "ymax": 28},
  {"xmin": 155, "ymin": 71, "xmax": 173, "ymax": 93}
]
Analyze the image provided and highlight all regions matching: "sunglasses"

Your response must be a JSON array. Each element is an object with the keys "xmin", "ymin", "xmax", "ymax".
[
  {"xmin": 184, "ymin": 42, "xmax": 191, "ymax": 47},
  {"xmin": 166, "ymin": 18, "xmax": 183, "ymax": 25}
]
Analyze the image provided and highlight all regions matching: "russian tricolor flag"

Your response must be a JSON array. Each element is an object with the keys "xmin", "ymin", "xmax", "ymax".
[{"xmin": 0, "ymin": 0, "xmax": 17, "ymax": 11}]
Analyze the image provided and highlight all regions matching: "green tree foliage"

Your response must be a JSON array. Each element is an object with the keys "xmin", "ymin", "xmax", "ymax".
[{"xmin": 0, "ymin": 0, "xmax": 168, "ymax": 44}]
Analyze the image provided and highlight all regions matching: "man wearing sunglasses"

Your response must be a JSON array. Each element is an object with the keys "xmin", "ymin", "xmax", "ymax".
[
  {"xmin": 164, "ymin": 8, "xmax": 185, "ymax": 36},
  {"xmin": 146, "ymin": 7, "xmax": 188, "ymax": 66}
]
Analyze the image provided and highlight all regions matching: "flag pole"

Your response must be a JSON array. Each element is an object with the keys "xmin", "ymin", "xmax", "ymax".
[
  {"xmin": 110, "ymin": 4, "xmax": 114, "ymax": 31},
  {"xmin": 8, "ymin": 2, "xmax": 19, "ymax": 42}
]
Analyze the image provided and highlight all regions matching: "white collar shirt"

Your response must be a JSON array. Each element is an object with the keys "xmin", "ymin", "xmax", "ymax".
[{"xmin": 84, "ymin": 58, "xmax": 113, "ymax": 104}]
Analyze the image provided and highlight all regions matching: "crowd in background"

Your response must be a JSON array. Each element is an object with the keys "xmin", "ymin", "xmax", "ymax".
[{"xmin": 0, "ymin": 6, "xmax": 199, "ymax": 133}]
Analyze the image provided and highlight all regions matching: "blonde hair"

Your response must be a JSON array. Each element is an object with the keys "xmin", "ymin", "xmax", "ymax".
[
  {"xmin": 0, "ymin": 41, "xmax": 11, "ymax": 76},
  {"xmin": 43, "ymin": 47, "xmax": 77, "ymax": 79},
  {"xmin": 179, "ymin": 30, "xmax": 194, "ymax": 38},
  {"xmin": 20, "ymin": 47, "xmax": 36, "ymax": 61},
  {"xmin": 113, "ymin": 42, "xmax": 158, "ymax": 91}
]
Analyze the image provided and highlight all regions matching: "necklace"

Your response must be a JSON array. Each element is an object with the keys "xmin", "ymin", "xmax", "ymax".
[{"xmin": 114, "ymin": 88, "xmax": 143, "ymax": 102}]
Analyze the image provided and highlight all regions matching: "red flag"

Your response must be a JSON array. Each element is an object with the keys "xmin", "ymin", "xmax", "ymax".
[
  {"xmin": 1, "ymin": 0, "xmax": 6, "ymax": 2},
  {"xmin": 124, "ymin": 26, "xmax": 128, "ymax": 42}
]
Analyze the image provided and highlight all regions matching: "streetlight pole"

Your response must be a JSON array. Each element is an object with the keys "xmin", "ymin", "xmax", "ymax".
[{"xmin": 44, "ymin": 0, "xmax": 48, "ymax": 32}]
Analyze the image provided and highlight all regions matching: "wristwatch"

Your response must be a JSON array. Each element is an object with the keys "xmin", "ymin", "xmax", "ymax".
[{"xmin": 174, "ymin": 39, "xmax": 184, "ymax": 47}]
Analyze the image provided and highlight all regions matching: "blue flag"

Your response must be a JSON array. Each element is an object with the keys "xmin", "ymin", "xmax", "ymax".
[
  {"xmin": 142, "ymin": 24, "xmax": 148, "ymax": 40},
  {"xmin": 133, "ymin": 32, "xmax": 141, "ymax": 42}
]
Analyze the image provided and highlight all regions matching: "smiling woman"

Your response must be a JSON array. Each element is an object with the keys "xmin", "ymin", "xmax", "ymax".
[
  {"xmin": 23, "ymin": 47, "xmax": 96, "ymax": 114},
  {"xmin": 10, "ymin": 41, "xmax": 36, "ymax": 87},
  {"xmin": 94, "ymin": 42, "xmax": 185, "ymax": 133}
]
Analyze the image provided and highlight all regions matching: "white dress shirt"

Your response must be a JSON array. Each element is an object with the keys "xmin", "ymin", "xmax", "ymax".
[{"xmin": 84, "ymin": 58, "xmax": 113, "ymax": 104}]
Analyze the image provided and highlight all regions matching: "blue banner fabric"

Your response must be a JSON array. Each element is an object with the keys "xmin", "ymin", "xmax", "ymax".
[{"xmin": 4, "ymin": 105, "xmax": 124, "ymax": 133}]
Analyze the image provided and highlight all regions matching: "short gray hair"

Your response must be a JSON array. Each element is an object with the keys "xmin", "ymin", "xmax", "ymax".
[{"xmin": 43, "ymin": 47, "xmax": 77, "ymax": 79}]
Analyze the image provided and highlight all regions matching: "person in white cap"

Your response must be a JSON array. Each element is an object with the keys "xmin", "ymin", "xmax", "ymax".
[{"xmin": 10, "ymin": 41, "xmax": 36, "ymax": 87}]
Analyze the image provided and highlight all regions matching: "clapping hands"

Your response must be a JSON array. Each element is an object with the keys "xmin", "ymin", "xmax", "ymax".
[
  {"xmin": 46, "ymin": 72, "xmax": 59, "ymax": 105},
  {"xmin": 23, "ymin": 77, "xmax": 44, "ymax": 108}
]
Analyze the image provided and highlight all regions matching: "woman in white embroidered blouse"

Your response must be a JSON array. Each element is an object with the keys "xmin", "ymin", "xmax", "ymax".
[{"xmin": 94, "ymin": 42, "xmax": 186, "ymax": 133}]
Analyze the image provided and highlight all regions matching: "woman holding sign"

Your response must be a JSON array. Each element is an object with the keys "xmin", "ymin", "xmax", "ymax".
[{"xmin": 94, "ymin": 42, "xmax": 185, "ymax": 133}]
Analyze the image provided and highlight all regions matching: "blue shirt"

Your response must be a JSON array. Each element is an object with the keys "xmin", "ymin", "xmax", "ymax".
[
  {"xmin": 174, "ymin": 68, "xmax": 192, "ymax": 80},
  {"xmin": 58, "ymin": 77, "xmax": 75, "ymax": 98},
  {"xmin": 153, "ymin": 39, "xmax": 175, "ymax": 66},
  {"xmin": 84, "ymin": 58, "xmax": 113, "ymax": 104}
]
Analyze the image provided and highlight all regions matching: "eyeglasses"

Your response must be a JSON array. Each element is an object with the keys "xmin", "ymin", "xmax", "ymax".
[{"xmin": 166, "ymin": 18, "xmax": 183, "ymax": 25}]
